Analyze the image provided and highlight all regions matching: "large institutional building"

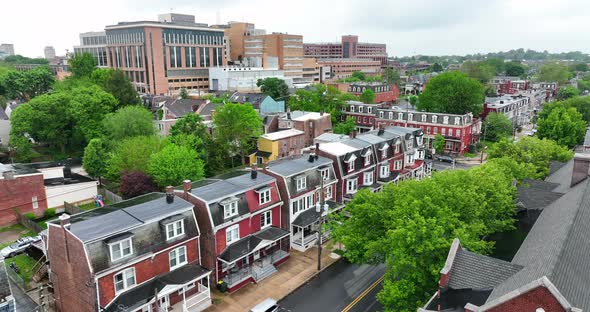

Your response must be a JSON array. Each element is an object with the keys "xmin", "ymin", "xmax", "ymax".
[{"xmin": 304, "ymin": 35, "xmax": 388, "ymax": 65}]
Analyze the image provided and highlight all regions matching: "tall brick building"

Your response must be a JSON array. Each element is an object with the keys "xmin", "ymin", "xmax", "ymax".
[
  {"xmin": 304, "ymin": 35, "xmax": 388, "ymax": 65},
  {"xmin": 244, "ymin": 33, "xmax": 304, "ymax": 80}
]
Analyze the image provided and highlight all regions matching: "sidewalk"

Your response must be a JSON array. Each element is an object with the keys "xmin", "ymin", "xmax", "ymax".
[{"xmin": 206, "ymin": 246, "xmax": 341, "ymax": 312}]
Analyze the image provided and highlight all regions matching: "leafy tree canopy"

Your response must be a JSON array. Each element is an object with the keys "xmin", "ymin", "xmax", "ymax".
[
  {"xmin": 504, "ymin": 61, "xmax": 526, "ymax": 77},
  {"xmin": 1, "ymin": 66, "xmax": 54, "ymax": 101},
  {"xmin": 92, "ymin": 69, "xmax": 141, "ymax": 108},
  {"xmin": 333, "ymin": 117, "xmax": 356, "ymax": 135},
  {"xmin": 119, "ymin": 171, "xmax": 159, "ymax": 199},
  {"xmin": 536, "ymin": 63, "xmax": 572, "ymax": 84},
  {"xmin": 103, "ymin": 106, "xmax": 155, "ymax": 141},
  {"xmin": 69, "ymin": 52, "xmax": 97, "ymax": 78},
  {"xmin": 106, "ymin": 135, "xmax": 166, "ymax": 182},
  {"xmin": 537, "ymin": 106, "xmax": 586, "ymax": 148},
  {"xmin": 461, "ymin": 61, "xmax": 494, "ymax": 83},
  {"xmin": 82, "ymin": 138, "xmax": 109, "ymax": 180},
  {"xmin": 359, "ymin": 88, "xmax": 375, "ymax": 104},
  {"xmin": 212, "ymin": 103, "xmax": 262, "ymax": 163},
  {"xmin": 556, "ymin": 86, "xmax": 579, "ymax": 101},
  {"xmin": 148, "ymin": 144, "xmax": 205, "ymax": 187},
  {"xmin": 256, "ymin": 77, "xmax": 290, "ymax": 102},
  {"xmin": 417, "ymin": 71, "xmax": 484, "ymax": 115},
  {"xmin": 483, "ymin": 112, "xmax": 513, "ymax": 142},
  {"xmin": 383, "ymin": 68, "xmax": 401, "ymax": 85}
]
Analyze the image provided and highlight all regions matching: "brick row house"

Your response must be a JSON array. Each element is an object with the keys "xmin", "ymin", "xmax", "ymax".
[
  {"xmin": 264, "ymin": 151, "xmax": 343, "ymax": 252},
  {"xmin": 46, "ymin": 191, "xmax": 212, "ymax": 312},
  {"xmin": 181, "ymin": 170, "xmax": 290, "ymax": 293}
]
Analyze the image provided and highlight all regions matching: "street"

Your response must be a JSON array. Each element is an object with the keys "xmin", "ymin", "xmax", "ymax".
[
  {"xmin": 279, "ymin": 259, "xmax": 386, "ymax": 312},
  {"xmin": 430, "ymin": 159, "xmax": 475, "ymax": 172}
]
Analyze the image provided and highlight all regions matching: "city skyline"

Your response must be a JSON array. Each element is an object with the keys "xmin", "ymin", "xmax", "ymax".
[{"xmin": 3, "ymin": 0, "xmax": 590, "ymax": 58}]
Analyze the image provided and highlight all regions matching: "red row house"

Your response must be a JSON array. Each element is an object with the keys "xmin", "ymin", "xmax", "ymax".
[
  {"xmin": 317, "ymin": 126, "xmax": 428, "ymax": 203},
  {"xmin": 348, "ymin": 82, "xmax": 399, "ymax": 103},
  {"xmin": 373, "ymin": 108, "xmax": 480, "ymax": 155},
  {"xmin": 182, "ymin": 170, "xmax": 289, "ymax": 293},
  {"xmin": 264, "ymin": 151, "xmax": 343, "ymax": 252},
  {"xmin": 341, "ymin": 101, "xmax": 381, "ymax": 132},
  {"xmin": 46, "ymin": 191, "xmax": 211, "ymax": 312}
]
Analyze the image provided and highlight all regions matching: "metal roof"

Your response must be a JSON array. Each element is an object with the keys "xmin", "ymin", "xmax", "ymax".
[
  {"xmin": 190, "ymin": 171, "xmax": 275, "ymax": 202},
  {"xmin": 266, "ymin": 155, "xmax": 332, "ymax": 177}
]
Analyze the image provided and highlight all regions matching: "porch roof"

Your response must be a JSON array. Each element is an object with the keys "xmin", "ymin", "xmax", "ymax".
[
  {"xmin": 218, "ymin": 226, "xmax": 288, "ymax": 263},
  {"xmin": 104, "ymin": 264, "xmax": 210, "ymax": 312},
  {"xmin": 292, "ymin": 200, "xmax": 344, "ymax": 227}
]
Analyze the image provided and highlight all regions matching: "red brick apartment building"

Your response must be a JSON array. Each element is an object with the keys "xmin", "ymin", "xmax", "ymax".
[
  {"xmin": 0, "ymin": 164, "xmax": 47, "ymax": 226},
  {"xmin": 317, "ymin": 58, "xmax": 381, "ymax": 80},
  {"xmin": 305, "ymin": 35, "xmax": 388, "ymax": 65},
  {"xmin": 348, "ymin": 82, "xmax": 398, "ymax": 103}
]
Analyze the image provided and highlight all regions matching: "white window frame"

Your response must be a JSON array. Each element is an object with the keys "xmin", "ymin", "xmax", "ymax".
[
  {"xmin": 223, "ymin": 200, "xmax": 238, "ymax": 219},
  {"xmin": 348, "ymin": 160, "xmax": 355, "ymax": 172},
  {"xmin": 114, "ymin": 267, "xmax": 136, "ymax": 294},
  {"xmin": 395, "ymin": 143, "xmax": 400, "ymax": 153},
  {"xmin": 320, "ymin": 168, "xmax": 329, "ymax": 181},
  {"xmin": 432, "ymin": 115, "xmax": 438, "ymax": 123},
  {"xmin": 421, "ymin": 115, "xmax": 427, "ymax": 122},
  {"xmin": 346, "ymin": 179, "xmax": 358, "ymax": 194},
  {"xmin": 109, "ymin": 238, "xmax": 133, "ymax": 262},
  {"xmin": 260, "ymin": 210, "xmax": 272, "ymax": 228},
  {"xmin": 324, "ymin": 186, "xmax": 332, "ymax": 200},
  {"xmin": 443, "ymin": 116, "xmax": 449, "ymax": 124},
  {"xmin": 394, "ymin": 160, "xmax": 402, "ymax": 170},
  {"xmin": 363, "ymin": 172, "xmax": 373, "ymax": 185},
  {"xmin": 380, "ymin": 165, "xmax": 390, "ymax": 178},
  {"xmin": 454, "ymin": 117, "xmax": 460, "ymax": 125},
  {"xmin": 226, "ymin": 224, "xmax": 240, "ymax": 245},
  {"xmin": 408, "ymin": 113, "xmax": 413, "ymax": 121},
  {"xmin": 259, "ymin": 189, "xmax": 271, "ymax": 205},
  {"xmin": 456, "ymin": 129, "xmax": 461, "ymax": 137},
  {"xmin": 379, "ymin": 111, "xmax": 384, "ymax": 118},
  {"xmin": 364, "ymin": 155, "xmax": 371, "ymax": 166},
  {"xmin": 398, "ymin": 112, "xmax": 403, "ymax": 120},
  {"xmin": 388, "ymin": 112, "xmax": 393, "ymax": 119},
  {"xmin": 296, "ymin": 176, "xmax": 307, "ymax": 191},
  {"xmin": 165, "ymin": 220, "xmax": 185, "ymax": 241},
  {"xmin": 169, "ymin": 246, "xmax": 188, "ymax": 270},
  {"xmin": 32, "ymin": 196, "xmax": 38, "ymax": 209}
]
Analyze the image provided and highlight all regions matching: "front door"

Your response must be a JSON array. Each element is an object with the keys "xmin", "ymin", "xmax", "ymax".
[
  {"xmin": 254, "ymin": 250, "xmax": 260, "ymax": 260},
  {"xmin": 158, "ymin": 296, "xmax": 169, "ymax": 311}
]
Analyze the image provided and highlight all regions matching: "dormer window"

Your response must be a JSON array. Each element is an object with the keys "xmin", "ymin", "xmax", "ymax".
[
  {"xmin": 398, "ymin": 112, "xmax": 403, "ymax": 120},
  {"xmin": 320, "ymin": 168, "xmax": 329, "ymax": 180},
  {"xmin": 350, "ymin": 106, "xmax": 355, "ymax": 112},
  {"xmin": 395, "ymin": 142, "xmax": 400, "ymax": 153},
  {"xmin": 443, "ymin": 116, "xmax": 449, "ymax": 124},
  {"xmin": 421, "ymin": 114, "xmax": 427, "ymax": 122},
  {"xmin": 364, "ymin": 155, "xmax": 371, "ymax": 166},
  {"xmin": 296, "ymin": 176, "xmax": 307, "ymax": 191},
  {"xmin": 109, "ymin": 238, "xmax": 133, "ymax": 262},
  {"xmin": 380, "ymin": 143, "xmax": 389, "ymax": 159},
  {"xmin": 165, "ymin": 219, "xmax": 185, "ymax": 241},
  {"xmin": 368, "ymin": 107, "xmax": 372, "ymax": 114},
  {"xmin": 345, "ymin": 154, "xmax": 357, "ymax": 172},
  {"xmin": 388, "ymin": 112, "xmax": 393, "ymax": 119},
  {"xmin": 379, "ymin": 111, "xmax": 384, "ymax": 118},
  {"xmin": 408, "ymin": 113, "xmax": 413, "ymax": 121},
  {"xmin": 257, "ymin": 187, "xmax": 271, "ymax": 205},
  {"xmin": 432, "ymin": 115, "xmax": 438, "ymax": 123},
  {"xmin": 358, "ymin": 106, "xmax": 363, "ymax": 113},
  {"xmin": 222, "ymin": 198, "xmax": 239, "ymax": 219},
  {"xmin": 454, "ymin": 117, "xmax": 460, "ymax": 125}
]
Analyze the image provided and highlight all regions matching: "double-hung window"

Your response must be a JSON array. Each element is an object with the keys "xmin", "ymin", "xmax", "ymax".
[
  {"xmin": 114, "ymin": 267, "xmax": 136, "ymax": 294},
  {"xmin": 166, "ymin": 220, "xmax": 185, "ymax": 241},
  {"xmin": 363, "ymin": 172, "xmax": 373, "ymax": 185},
  {"xmin": 169, "ymin": 246, "xmax": 187, "ymax": 270},
  {"xmin": 324, "ymin": 186, "xmax": 332, "ymax": 200},
  {"xmin": 380, "ymin": 165, "xmax": 390, "ymax": 178},
  {"xmin": 348, "ymin": 160, "xmax": 355, "ymax": 172},
  {"xmin": 109, "ymin": 238, "xmax": 133, "ymax": 262},
  {"xmin": 364, "ymin": 155, "xmax": 371, "ymax": 166},
  {"xmin": 346, "ymin": 179, "xmax": 358, "ymax": 194},
  {"xmin": 226, "ymin": 224, "xmax": 240, "ymax": 245},
  {"xmin": 260, "ymin": 210, "xmax": 272, "ymax": 228},
  {"xmin": 259, "ymin": 189, "xmax": 271, "ymax": 205},
  {"xmin": 223, "ymin": 200, "xmax": 238, "ymax": 219},
  {"xmin": 296, "ymin": 177, "xmax": 307, "ymax": 191},
  {"xmin": 394, "ymin": 160, "xmax": 402, "ymax": 170},
  {"xmin": 320, "ymin": 168, "xmax": 329, "ymax": 181}
]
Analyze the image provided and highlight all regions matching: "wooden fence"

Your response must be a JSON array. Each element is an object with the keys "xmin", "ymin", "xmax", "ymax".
[
  {"xmin": 99, "ymin": 187, "xmax": 123, "ymax": 203},
  {"xmin": 63, "ymin": 201, "xmax": 82, "ymax": 215},
  {"xmin": 15, "ymin": 212, "xmax": 43, "ymax": 234}
]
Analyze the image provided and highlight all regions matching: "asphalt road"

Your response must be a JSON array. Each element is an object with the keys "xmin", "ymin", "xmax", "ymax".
[
  {"xmin": 430, "ymin": 159, "xmax": 475, "ymax": 172},
  {"xmin": 279, "ymin": 259, "xmax": 386, "ymax": 312}
]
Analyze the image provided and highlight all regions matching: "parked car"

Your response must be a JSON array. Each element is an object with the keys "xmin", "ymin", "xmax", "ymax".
[
  {"xmin": 1, "ymin": 235, "xmax": 41, "ymax": 258},
  {"xmin": 435, "ymin": 155, "xmax": 454, "ymax": 163},
  {"xmin": 250, "ymin": 298, "xmax": 280, "ymax": 312}
]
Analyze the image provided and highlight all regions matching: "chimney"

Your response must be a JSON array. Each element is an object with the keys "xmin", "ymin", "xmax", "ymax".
[
  {"xmin": 287, "ymin": 112, "xmax": 291, "ymax": 120},
  {"xmin": 166, "ymin": 186, "xmax": 174, "ymax": 203},
  {"xmin": 308, "ymin": 154, "xmax": 315, "ymax": 162},
  {"xmin": 320, "ymin": 110, "xmax": 324, "ymax": 116},
  {"xmin": 351, "ymin": 130, "xmax": 357, "ymax": 138},
  {"xmin": 571, "ymin": 153, "xmax": 590, "ymax": 186},
  {"xmin": 2, "ymin": 170, "xmax": 14, "ymax": 180},
  {"xmin": 59, "ymin": 213, "xmax": 70, "ymax": 227},
  {"xmin": 315, "ymin": 142, "xmax": 320, "ymax": 159},
  {"xmin": 63, "ymin": 164, "xmax": 72, "ymax": 179},
  {"xmin": 251, "ymin": 164, "xmax": 258, "ymax": 179},
  {"xmin": 183, "ymin": 179, "xmax": 192, "ymax": 195}
]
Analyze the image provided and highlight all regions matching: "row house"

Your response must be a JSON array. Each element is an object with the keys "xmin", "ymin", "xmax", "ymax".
[
  {"xmin": 355, "ymin": 128, "xmax": 407, "ymax": 184},
  {"xmin": 278, "ymin": 110, "xmax": 333, "ymax": 147},
  {"xmin": 249, "ymin": 129, "xmax": 306, "ymax": 165},
  {"xmin": 46, "ymin": 191, "xmax": 211, "ymax": 312},
  {"xmin": 348, "ymin": 82, "xmax": 398, "ymax": 103},
  {"xmin": 373, "ymin": 109, "xmax": 480, "ymax": 155},
  {"xmin": 342, "ymin": 101, "xmax": 382, "ymax": 132},
  {"xmin": 483, "ymin": 95, "xmax": 531, "ymax": 127},
  {"xmin": 182, "ymin": 170, "xmax": 289, "ymax": 293},
  {"xmin": 264, "ymin": 152, "xmax": 342, "ymax": 252}
]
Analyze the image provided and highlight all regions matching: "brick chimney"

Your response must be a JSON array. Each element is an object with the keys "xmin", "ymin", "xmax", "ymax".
[
  {"xmin": 571, "ymin": 153, "xmax": 590, "ymax": 186},
  {"xmin": 351, "ymin": 130, "xmax": 357, "ymax": 139},
  {"xmin": 59, "ymin": 213, "xmax": 70, "ymax": 227},
  {"xmin": 166, "ymin": 186, "xmax": 174, "ymax": 203},
  {"xmin": 251, "ymin": 164, "xmax": 258, "ymax": 179},
  {"xmin": 183, "ymin": 180, "xmax": 192, "ymax": 199}
]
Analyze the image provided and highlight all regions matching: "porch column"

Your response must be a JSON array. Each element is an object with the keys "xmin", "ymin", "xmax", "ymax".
[{"xmin": 301, "ymin": 227, "xmax": 304, "ymax": 244}]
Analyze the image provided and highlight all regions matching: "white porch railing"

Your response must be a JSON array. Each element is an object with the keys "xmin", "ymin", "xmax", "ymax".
[
  {"xmin": 271, "ymin": 249, "xmax": 289, "ymax": 264},
  {"xmin": 224, "ymin": 266, "xmax": 252, "ymax": 287},
  {"xmin": 182, "ymin": 284, "xmax": 210, "ymax": 312},
  {"xmin": 292, "ymin": 233, "xmax": 318, "ymax": 247}
]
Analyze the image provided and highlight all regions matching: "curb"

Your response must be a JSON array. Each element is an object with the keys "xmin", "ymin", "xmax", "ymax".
[{"xmin": 277, "ymin": 254, "xmax": 343, "ymax": 302}]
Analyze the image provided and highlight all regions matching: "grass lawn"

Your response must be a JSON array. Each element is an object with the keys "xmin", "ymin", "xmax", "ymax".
[
  {"xmin": 0, "ymin": 224, "xmax": 25, "ymax": 233},
  {"xmin": 5, "ymin": 254, "xmax": 37, "ymax": 283},
  {"xmin": 463, "ymin": 152, "xmax": 477, "ymax": 158}
]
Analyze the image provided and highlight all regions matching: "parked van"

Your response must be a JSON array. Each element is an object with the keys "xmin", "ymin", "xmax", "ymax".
[{"xmin": 249, "ymin": 298, "xmax": 280, "ymax": 312}]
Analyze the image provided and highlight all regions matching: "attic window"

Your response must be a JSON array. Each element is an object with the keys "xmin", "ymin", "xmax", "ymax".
[
  {"xmin": 109, "ymin": 238, "xmax": 133, "ymax": 262},
  {"xmin": 296, "ymin": 176, "xmax": 307, "ymax": 191},
  {"xmin": 165, "ymin": 220, "xmax": 185, "ymax": 241},
  {"xmin": 256, "ymin": 186, "xmax": 272, "ymax": 205},
  {"xmin": 221, "ymin": 197, "xmax": 239, "ymax": 219}
]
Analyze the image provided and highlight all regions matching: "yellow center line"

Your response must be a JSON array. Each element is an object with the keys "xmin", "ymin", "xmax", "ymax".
[{"xmin": 341, "ymin": 275, "xmax": 384, "ymax": 312}]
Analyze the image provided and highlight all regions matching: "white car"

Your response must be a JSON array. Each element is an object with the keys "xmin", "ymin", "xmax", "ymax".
[
  {"xmin": 250, "ymin": 298, "xmax": 280, "ymax": 312},
  {"xmin": 1, "ymin": 236, "xmax": 41, "ymax": 258}
]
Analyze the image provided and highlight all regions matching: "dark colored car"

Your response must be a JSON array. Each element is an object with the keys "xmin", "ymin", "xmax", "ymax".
[{"xmin": 435, "ymin": 155, "xmax": 454, "ymax": 163}]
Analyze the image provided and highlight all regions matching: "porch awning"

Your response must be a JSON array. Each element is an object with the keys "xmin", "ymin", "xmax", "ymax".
[
  {"xmin": 378, "ymin": 172, "xmax": 400, "ymax": 183},
  {"xmin": 255, "ymin": 150, "xmax": 273, "ymax": 158},
  {"xmin": 103, "ymin": 264, "xmax": 210, "ymax": 312},
  {"xmin": 292, "ymin": 208, "xmax": 321, "ymax": 228},
  {"xmin": 218, "ymin": 226, "xmax": 288, "ymax": 263}
]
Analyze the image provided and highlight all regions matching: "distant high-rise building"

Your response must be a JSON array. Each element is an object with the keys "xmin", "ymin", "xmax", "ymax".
[
  {"xmin": 74, "ymin": 32, "xmax": 108, "ymax": 67},
  {"xmin": 244, "ymin": 33, "xmax": 304, "ymax": 80},
  {"xmin": 104, "ymin": 13, "xmax": 226, "ymax": 95},
  {"xmin": 211, "ymin": 22, "xmax": 266, "ymax": 64},
  {"xmin": 304, "ymin": 35, "xmax": 388, "ymax": 65},
  {"xmin": 0, "ymin": 44, "xmax": 14, "ymax": 58},
  {"xmin": 44, "ymin": 46, "xmax": 56, "ymax": 59}
]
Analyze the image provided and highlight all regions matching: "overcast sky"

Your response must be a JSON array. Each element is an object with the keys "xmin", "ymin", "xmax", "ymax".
[{"xmin": 3, "ymin": 0, "xmax": 590, "ymax": 58}]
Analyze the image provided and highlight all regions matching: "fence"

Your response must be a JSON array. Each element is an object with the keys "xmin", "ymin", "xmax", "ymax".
[
  {"xmin": 63, "ymin": 201, "xmax": 82, "ymax": 215},
  {"xmin": 15, "ymin": 212, "xmax": 43, "ymax": 234},
  {"xmin": 6, "ymin": 262, "xmax": 35, "ymax": 291},
  {"xmin": 99, "ymin": 187, "xmax": 123, "ymax": 204}
]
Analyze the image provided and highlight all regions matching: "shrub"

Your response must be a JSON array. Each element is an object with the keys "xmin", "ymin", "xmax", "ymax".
[
  {"xmin": 23, "ymin": 213, "xmax": 36, "ymax": 220},
  {"xmin": 43, "ymin": 208, "xmax": 56, "ymax": 218}
]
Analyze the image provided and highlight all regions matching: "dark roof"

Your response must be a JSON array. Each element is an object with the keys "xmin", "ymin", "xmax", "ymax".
[
  {"xmin": 218, "ymin": 226, "xmax": 288, "ymax": 263},
  {"xmin": 229, "ymin": 92, "xmax": 268, "ymax": 106},
  {"xmin": 292, "ymin": 208, "xmax": 321, "ymax": 227},
  {"xmin": 447, "ymin": 248, "xmax": 523, "ymax": 290},
  {"xmin": 198, "ymin": 102, "xmax": 223, "ymax": 116},
  {"xmin": 255, "ymin": 151, "xmax": 273, "ymax": 158},
  {"xmin": 0, "ymin": 163, "xmax": 40, "ymax": 176},
  {"xmin": 266, "ymin": 155, "xmax": 332, "ymax": 177},
  {"xmin": 0, "ymin": 261, "xmax": 12, "ymax": 301},
  {"xmin": 486, "ymin": 158, "xmax": 590, "ymax": 309},
  {"xmin": 378, "ymin": 171, "xmax": 400, "ymax": 183},
  {"xmin": 65, "ymin": 193, "xmax": 194, "ymax": 242},
  {"xmin": 105, "ymin": 264, "xmax": 210, "ymax": 311},
  {"xmin": 44, "ymin": 173, "xmax": 95, "ymax": 186},
  {"xmin": 165, "ymin": 99, "xmax": 207, "ymax": 117},
  {"xmin": 516, "ymin": 179, "xmax": 564, "ymax": 211},
  {"xmin": 548, "ymin": 160, "xmax": 568, "ymax": 177},
  {"xmin": 191, "ymin": 171, "xmax": 275, "ymax": 202}
]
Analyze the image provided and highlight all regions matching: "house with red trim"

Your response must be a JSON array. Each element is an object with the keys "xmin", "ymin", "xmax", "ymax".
[
  {"xmin": 420, "ymin": 153, "xmax": 590, "ymax": 311},
  {"xmin": 46, "ymin": 190, "xmax": 211, "ymax": 312},
  {"xmin": 355, "ymin": 126, "xmax": 408, "ymax": 185},
  {"xmin": 264, "ymin": 150, "xmax": 343, "ymax": 252},
  {"xmin": 181, "ymin": 170, "xmax": 289, "ymax": 293}
]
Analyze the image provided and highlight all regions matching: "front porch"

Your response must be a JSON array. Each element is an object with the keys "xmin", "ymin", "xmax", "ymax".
[
  {"xmin": 170, "ymin": 281, "xmax": 212, "ymax": 312},
  {"xmin": 290, "ymin": 201, "xmax": 343, "ymax": 252}
]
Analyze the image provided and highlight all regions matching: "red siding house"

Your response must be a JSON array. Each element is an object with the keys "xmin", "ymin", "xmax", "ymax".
[
  {"xmin": 0, "ymin": 164, "xmax": 47, "ymax": 226},
  {"xmin": 348, "ymin": 82, "xmax": 398, "ymax": 103},
  {"xmin": 182, "ymin": 170, "xmax": 289, "ymax": 293},
  {"xmin": 46, "ymin": 190, "xmax": 211, "ymax": 312}
]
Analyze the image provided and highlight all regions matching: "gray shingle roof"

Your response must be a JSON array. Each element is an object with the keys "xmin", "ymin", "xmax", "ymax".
[
  {"xmin": 516, "ymin": 179, "xmax": 564, "ymax": 211},
  {"xmin": 448, "ymin": 248, "xmax": 523, "ymax": 290},
  {"xmin": 165, "ymin": 99, "xmax": 207, "ymax": 117},
  {"xmin": 584, "ymin": 128, "xmax": 590, "ymax": 147},
  {"xmin": 487, "ymin": 159, "xmax": 590, "ymax": 309},
  {"xmin": 265, "ymin": 155, "xmax": 332, "ymax": 177},
  {"xmin": 190, "ymin": 171, "xmax": 275, "ymax": 203},
  {"xmin": 218, "ymin": 226, "xmax": 288, "ymax": 262}
]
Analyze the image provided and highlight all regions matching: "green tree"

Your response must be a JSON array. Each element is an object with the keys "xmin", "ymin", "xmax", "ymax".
[
  {"xmin": 359, "ymin": 89, "xmax": 375, "ymax": 104},
  {"xmin": 256, "ymin": 77, "xmax": 290, "ymax": 102},
  {"xmin": 461, "ymin": 61, "xmax": 494, "ymax": 83},
  {"xmin": 213, "ymin": 103, "xmax": 262, "ymax": 165},
  {"xmin": 417, "ymin": 72, "xmax": 484, "ymax": 115},
  {"xmin": 536, "ymin": 63, "xmax": 572, "ymax": 84},
  {"xmin": 432, "ymin": 134, "xmax": 445, "ymax": 154},
  {"xmin": 352, "ymin": 71, "xmax": 366, "ymax": 81},
  {"xmin": 103, "ymin": 106, "xmax": 155, "ymax": 141},
  {"xmin": 483, "ymin": 112, "xmax": 513, "ymax": 142},
  {"xmin": 383, "ymin": 68, "xmax": 401, "ymax": 85},
  {"xmin": 537, "ymin": 106, "xmax": 586, "ymax": 148},
  {"xmin": 578, "ymin": 77, "xmax": 590, "ymax": 93},
  {"xmin": 148, "ymin": 144, "xmax": 205, "ymax": 187},
  {"xmin": 3, "ymin": 67, "xmax": 54, "ymax": 101},
  {"xmin": 69, "ymin": 52, "xmax": 96, "ymax": 78},
  {"xmin": 556, "ymin": 86, "xmax": 579, "ymax": 100},
  {"xmin": 92, "ymin": 69, "xmax": 141, "ymax": 109},
  {"xmin": 488, "ymin": 137, "xmax": 573, "ymax": 178},
  {"xmin": 429, "ymin": 63, "xmax": 444, "ymax": 73},
  {"xmin": 179, "ymin": 88, "xmax": 189, "ymax": 99},
  {"xmin": 82, "ymin": 138, "xmax": 109, "ymax": 184},
  {"xmin": 288, "ymin": 84, "xmax": 358, "ymax": 124},
  {"xmin": 333, "ymin": 117, "xmax": 356, "ymax": 135},
  {"xmin": 570, "ymin": 63, "xmax": 589, "ymax": 72},
  {"xmin": 504, "ymin": 61, "xmax": 526, "ymax": 77},
  {"xmin": 106, "ymin": 136, "xmax": 165, "ymax": 182},
  {"xmin": 482, "ymin": 58, "xmax": 505, "ymax": 75},
  {"xmin": 69, "ymin": 85, "xmax": 118, "ymax": 141}
]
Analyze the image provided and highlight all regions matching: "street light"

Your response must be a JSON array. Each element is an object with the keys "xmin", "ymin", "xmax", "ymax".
[
  {"xmin": 315, "ymin": 175, "xmax": 329, "ymax": 271},
  {"xmin": 480, "ymin": 146, "xmax": 488, "ymax": 164}
]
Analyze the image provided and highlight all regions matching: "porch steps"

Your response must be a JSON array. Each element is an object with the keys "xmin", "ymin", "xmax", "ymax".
[{"xmin": 252, "ymin": 264, "xmax": 277, "ymax": 283}]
